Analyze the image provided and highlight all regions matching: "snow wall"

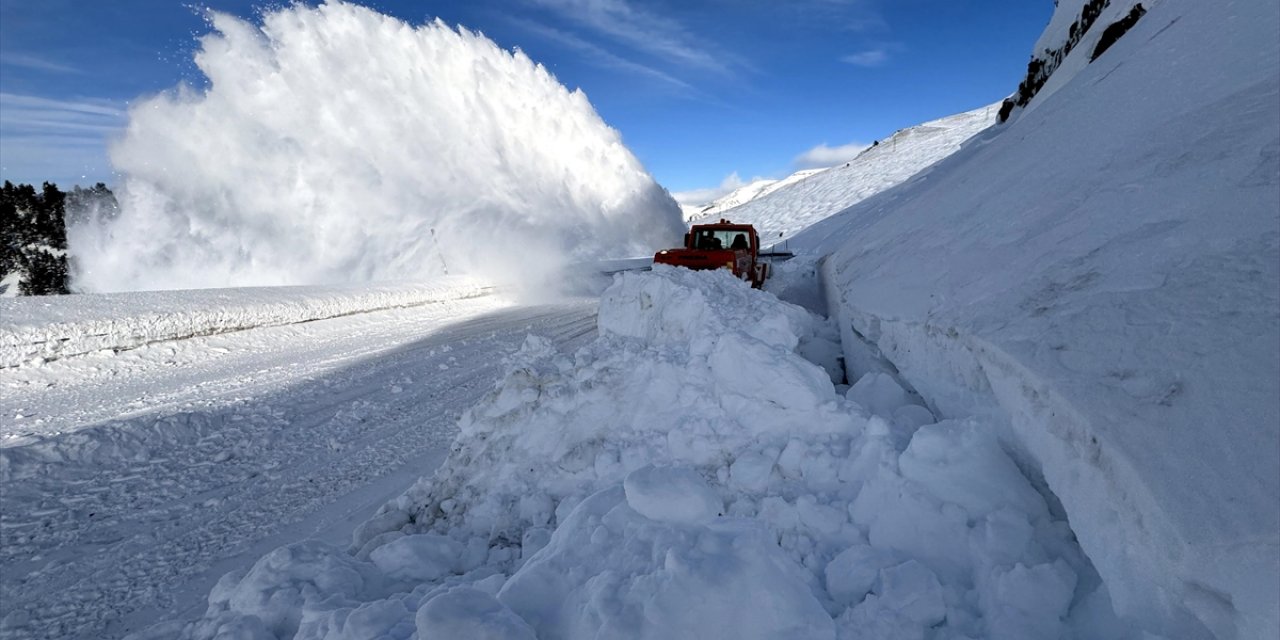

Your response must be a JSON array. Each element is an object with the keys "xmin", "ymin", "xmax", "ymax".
[
  {"xmin": 0, "ymin": 276, "xmax": 491, "ymax": 368},
  {"xmin": 804, "ymin": 0, "xmax": 1279, "ymax": 637},
  {"xmin": 69, "ymin": 1, "xmax": 683, "ymax": 293}
]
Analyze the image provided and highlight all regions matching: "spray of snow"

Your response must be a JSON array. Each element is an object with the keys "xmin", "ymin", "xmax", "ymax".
[{"xmin": 69, "ymin": 1, "xmax": 682, "ymax": 294}]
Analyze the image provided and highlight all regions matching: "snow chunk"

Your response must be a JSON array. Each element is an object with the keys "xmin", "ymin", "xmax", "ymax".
[
  {"xmin": 303, "ymin": 599, "xmax": 414, "ymax": 640},
  {"xmin": 710, "ymin": 333, "xmax": 836, "ymax": 423},
  {"xmin": 599, "ymin": 263, "xmax": 814, "ymax": 353},
  {"xmin": 898, "ymin": 421, "xmax": 1047, "ymax": 520},
  {"xmin": 498, "ymin": 486, "xmax": 836, "ymax": 639},
  {"xmin": 825, "ymin": 544, "xmax": 897, "ymax": 608},
  {"xmin": 729, "ymin": 450, "xmax": 777, "ymax": 493},
  {"xmin": 417, "ymin": 588, "xmax": 536, "ymax": 640},
  {"xmin": 368, "ymin": 533, "xmax": 463, "ymax": 583},
  {"xmin": 878, "ymin": 560, "xmax": 947, "ymax": 627},
  {"xmin": 201, "ymin": 541, "xmax": 379, "ymax": 640},
  {"xmin": 623, "ymin": 465, "xmax": 723, "ymax": 525},
  {"xmin": 847, "ymin": 372, "xmax": 910, "ymax": 418},
  {"xmin": 981, "ymin": 560, "xmax": 1077, "ymax": 640}
]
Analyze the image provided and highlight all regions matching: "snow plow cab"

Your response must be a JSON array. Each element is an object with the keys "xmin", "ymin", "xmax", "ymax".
[{"xmin": 653, "ymin": 220, "xmax": 770, "ymax": 288}]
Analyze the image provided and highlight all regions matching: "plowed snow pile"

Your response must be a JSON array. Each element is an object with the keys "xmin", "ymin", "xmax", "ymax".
[{"xmin": 171, "ymin": 267, "xmax": 1117, "ymax": 640}]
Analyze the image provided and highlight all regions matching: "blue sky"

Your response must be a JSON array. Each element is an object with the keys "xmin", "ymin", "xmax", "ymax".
[{"xmin": 0, "ymin": 0, "xmax": 1051, "ymax": 198}]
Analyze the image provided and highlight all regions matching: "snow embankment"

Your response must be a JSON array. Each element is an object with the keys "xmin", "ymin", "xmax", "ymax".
[
  {"xmin": 805, "ymin": 0, "xmax": 1279, "ymax": 636},
  {"xmin": 0, "ymin": 277, "xmax": 492, "ymax": 368},
  {"xmin": 691, "ymin": 105, "xmax": 996, "ymax": 243},
  {"xmin": 169, "ymin": 266, "xmax": 1113, "ymax": 640}
]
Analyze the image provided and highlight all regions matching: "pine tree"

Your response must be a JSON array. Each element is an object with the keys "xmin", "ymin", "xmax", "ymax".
[
  {"xmin": 23, "ymin": 183, "xmax": 71, "ymax": 295},
  {"xmin": 0, "ymin": 182, "xmax": 22, "ymax": 287},
  {"xmin": 0, "ymin": 181, "xmax": 72, "ymax": 295}
]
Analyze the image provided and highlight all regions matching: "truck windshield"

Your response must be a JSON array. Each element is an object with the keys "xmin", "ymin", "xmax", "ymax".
[{"xmin": 694, "ymin": 229, "xmax": 751, "ymax": 251}]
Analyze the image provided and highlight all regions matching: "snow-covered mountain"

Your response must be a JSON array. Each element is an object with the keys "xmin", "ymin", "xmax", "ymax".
[
  {"xmin": 677, "ymin": 102, "xmax": 1000, "ymax": 231},
  {"xmin": 691, "ymin": 104, "xmax": 998, "ymax": 243},
  {"xmin": 679, "ymin": 168, "xmax": 828, "ymax": 222}
]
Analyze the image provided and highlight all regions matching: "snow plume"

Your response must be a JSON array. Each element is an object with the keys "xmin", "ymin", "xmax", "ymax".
[
  {"xmin": 177, "ymin": 267, "xmax": 1116, "ymax": 640},
  {"xmin": 70, "ymin": 1, "xmax": 682, "ymax": 293}
]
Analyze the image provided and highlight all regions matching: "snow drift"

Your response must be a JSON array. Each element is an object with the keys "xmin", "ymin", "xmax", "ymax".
[
  {"xmin": 170, "ymin": 267, "xmax": 1116, "ymax": 640},
  {"xmin": 785, "ymin": 0, "xmax": 1279, "ymax": 636},
  {"xmin": 70, "ymin": 1, "xmax": 682, "ymax": 293}
]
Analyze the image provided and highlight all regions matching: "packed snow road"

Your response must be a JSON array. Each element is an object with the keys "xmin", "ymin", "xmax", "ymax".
[{"xmin": 0, "ymin": 294, "xmax": 598, "ymax": 640}]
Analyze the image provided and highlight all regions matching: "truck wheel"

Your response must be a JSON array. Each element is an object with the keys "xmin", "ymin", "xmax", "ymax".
[{"xmin": 750, "ymin": 263, "xmax": 767, "ymax": 289}]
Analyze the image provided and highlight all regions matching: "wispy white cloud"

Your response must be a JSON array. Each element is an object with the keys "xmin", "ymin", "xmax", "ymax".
[
  {"xmin": 528, "ymin": 0, "xmax": 739, "ymax": 76},
  {"xmin": 671, "ymin": 172, "xmax": 751, "ymax": 206},
  {"xmin": 0, "ymin": 93, "xmax": 126, "ymax": 120},
  {"xmin": 0, "ymin": 53, "xmax": 81, "ymax": 75},
  {"xmin": 512, "ymin": 20, "xmax": 694, "ymax": 93},
  {"xmin": 842, "ymin": 48, "xmax": 889, "ymax": 67},
  {"xmin": 841, "ymin": 40, "xmax": 903, "ymax": 67},
  {"xmin": 724, "ymin": 0, "xmax": 886, "ymax": 35},
  {"xmin": 0, "ymin": 93, "xmax": 125, "ymax": 186},
  {"xmin": 794, "ymin": 140, "xmax": 870, "ymax": 169}
]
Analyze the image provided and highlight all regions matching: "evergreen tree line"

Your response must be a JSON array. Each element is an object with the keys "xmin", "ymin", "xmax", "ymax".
[{"xmin": 0, "ymin": 181, "xmax": 118, "ymax": 296}]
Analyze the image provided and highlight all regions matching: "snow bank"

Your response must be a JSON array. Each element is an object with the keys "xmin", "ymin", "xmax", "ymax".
[
  {"xmin": 801, "ymin": 0, "xmax": 1279, "ymax": 636},
  {"xmin": 72, "ymin": 1, "xmax": 682, "ymax": 293},
  {"xmin": 172, "ymin": 267, "xmax": 1116, "ymax": 639},
  {"xmin": 0, "ymin": 276, "xmax": 490, "ymax": 367}
]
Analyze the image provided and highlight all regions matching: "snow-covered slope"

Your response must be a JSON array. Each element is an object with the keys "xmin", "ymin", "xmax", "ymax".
[
  {"xmin": 788, "ymin": 0, "xmax": 1279, "ymax": 637},
  {"xmin": 692, "ymin": 104, "xmax": 997, "ymax": 243},
  {"xmin": 71, "ymin": 2, "xmax": 682, "ymax": 292},
  {"xmin": 681, "ymin": 169, "xmax": 828, "ymax": 222}
]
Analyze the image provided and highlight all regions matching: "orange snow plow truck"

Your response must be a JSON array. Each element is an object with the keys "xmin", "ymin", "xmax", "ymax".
[{"xmin": 653, "ymin": 220, "xmax": 773, "ymax": 288}]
